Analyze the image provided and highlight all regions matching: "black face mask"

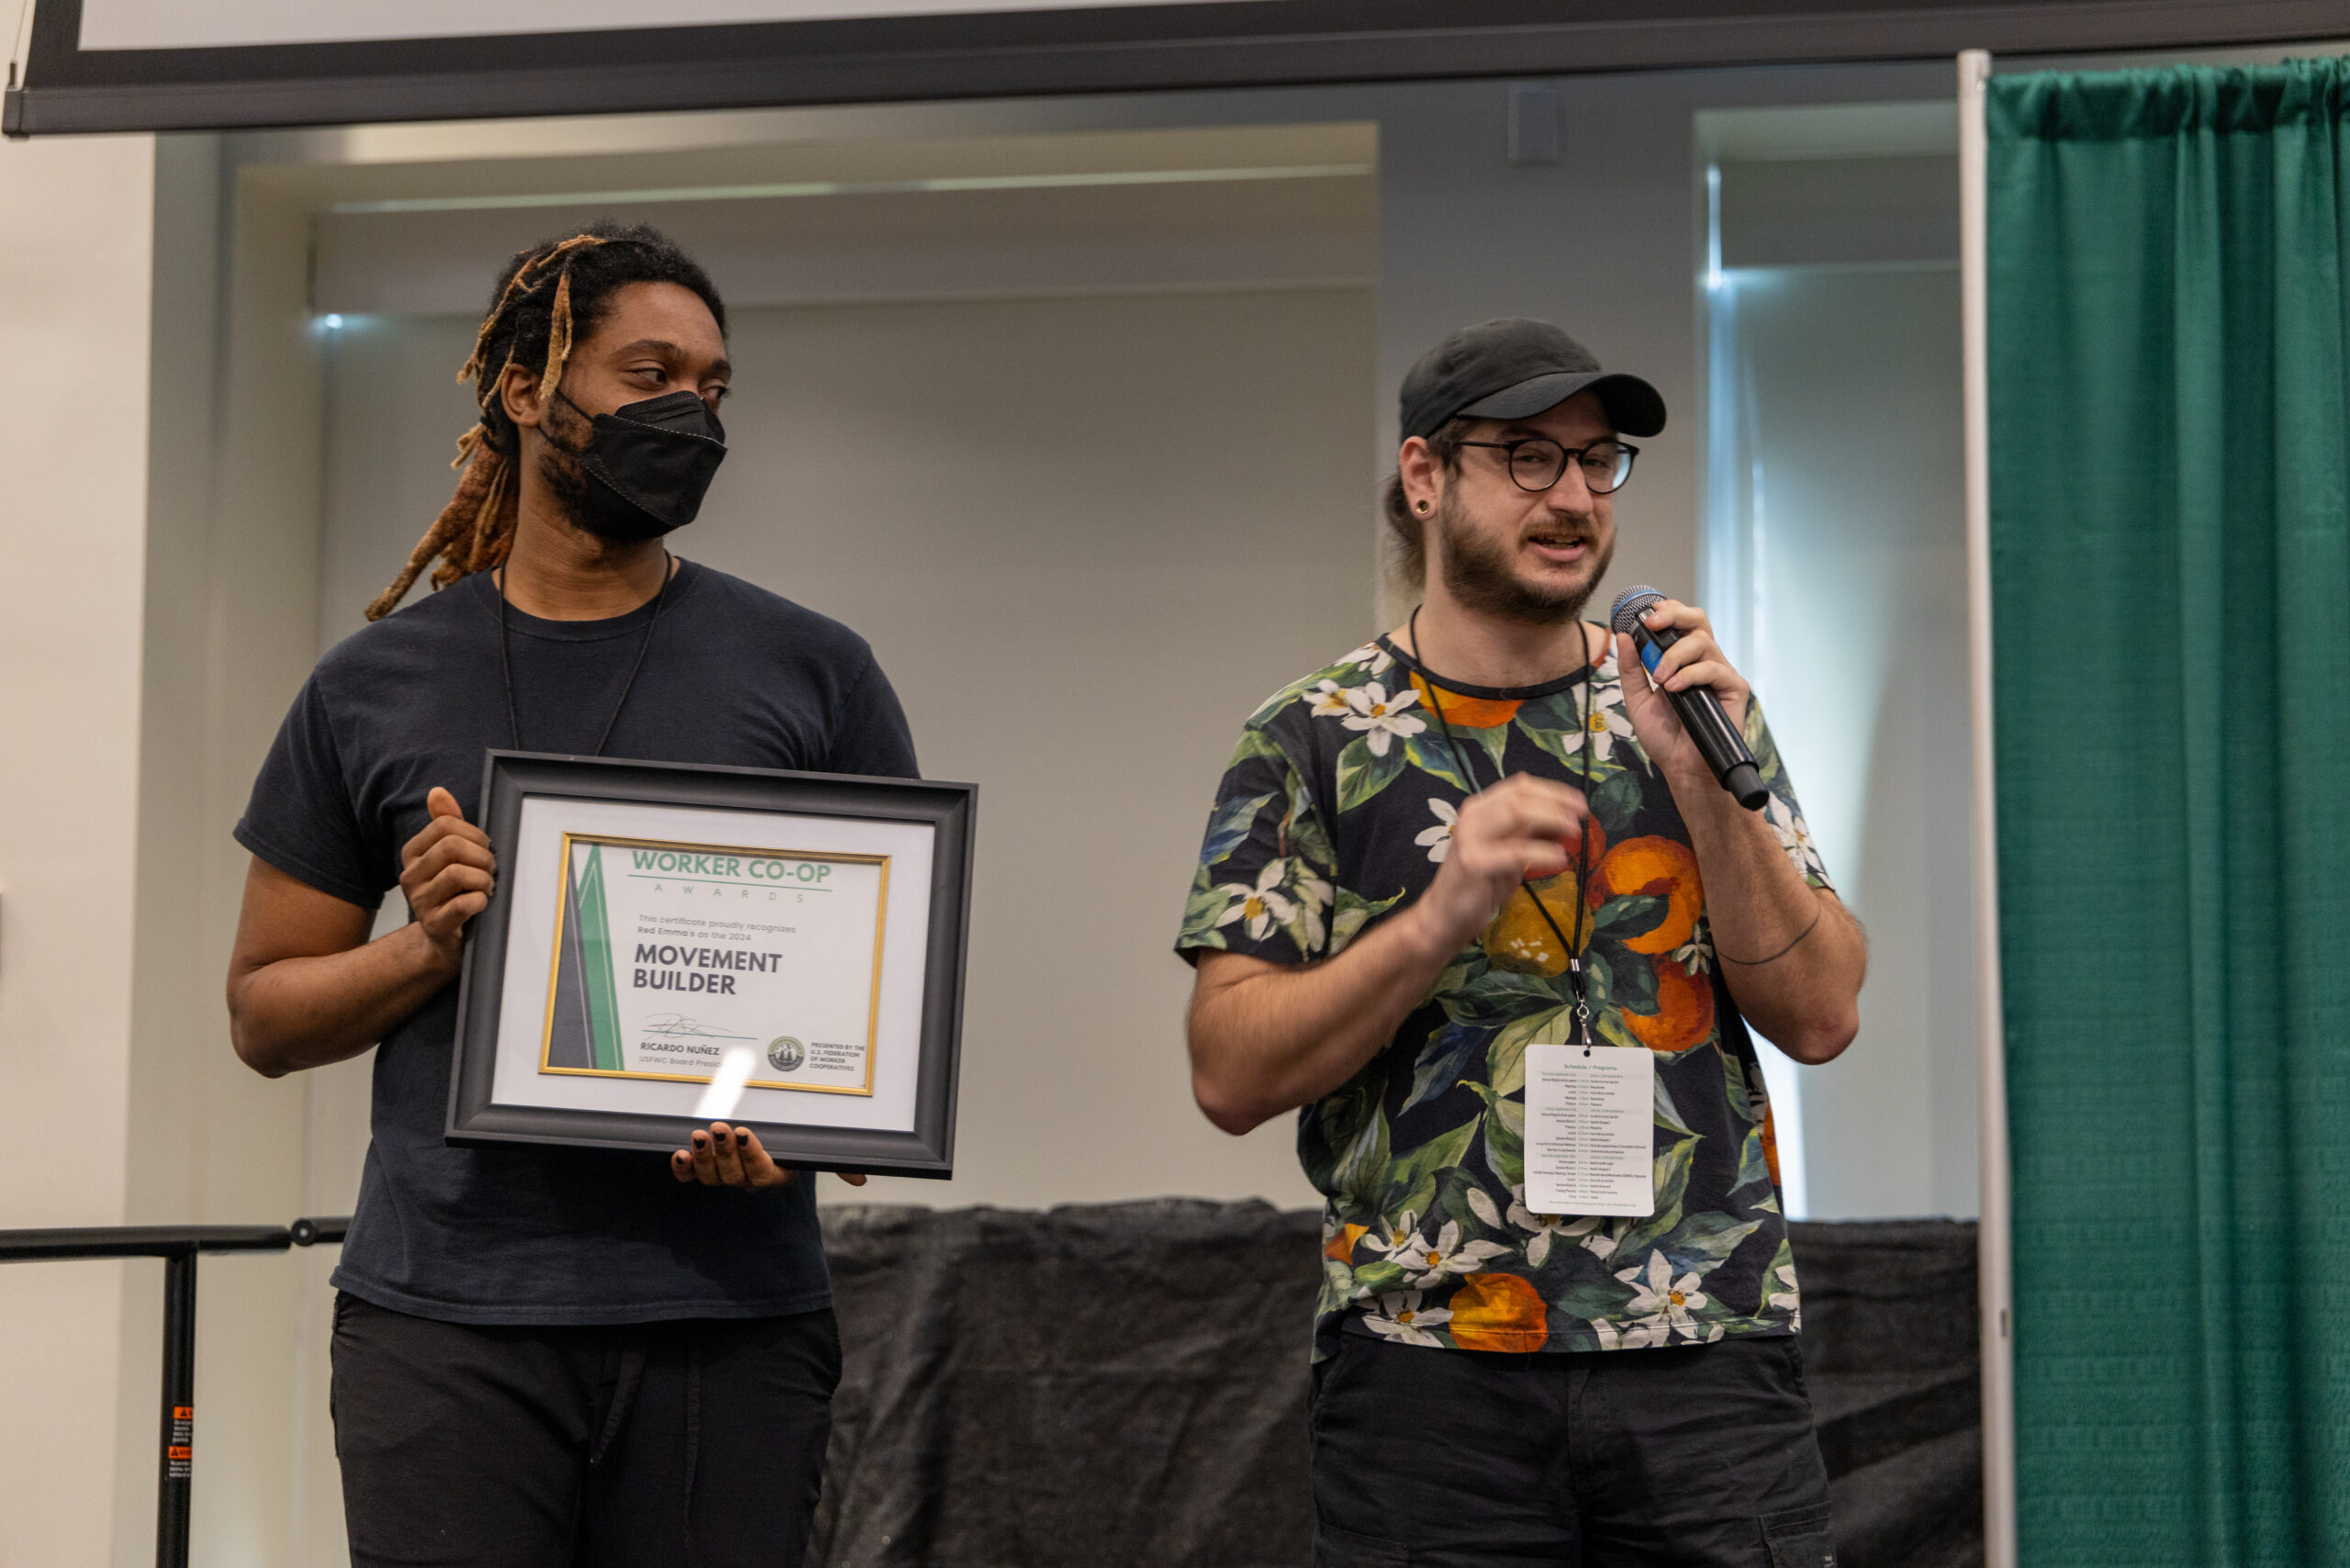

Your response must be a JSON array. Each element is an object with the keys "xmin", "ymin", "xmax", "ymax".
[{"xmin": 554, "ymin": 388, "xmax": 728, "ymax": 542}]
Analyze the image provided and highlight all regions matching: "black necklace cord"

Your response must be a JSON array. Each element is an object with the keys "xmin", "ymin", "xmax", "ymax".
[
  {"xmin": 498, "ymin": 577, "xmax": 524, "ymax": 754},
  {"xmin": 498, "ymin": 550, "xmax": 674, "ymax": 756},
  {"xmin": 1408, "ymin": 607, "xmax": 1599, "ymax": 1050}
]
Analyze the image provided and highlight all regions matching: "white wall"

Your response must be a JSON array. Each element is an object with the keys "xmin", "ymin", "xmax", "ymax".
[
  {"xmin": 316, "ymin": 289, "xmax": 1378, "ymax": 1212},
  {"xmin": 0, "ymin": 129, "xmax": 154, "ymax": 1567},
  {"xmin": 102, "ymin": 128, "xmax": 343, "ymax": 1568}
]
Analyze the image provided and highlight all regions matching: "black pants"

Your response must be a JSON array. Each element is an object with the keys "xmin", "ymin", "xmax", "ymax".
[
  {"xmin": 330, "ymin": 1293, "xmax": 839, "ymax": 1568},
  {"xmin": 1310, "ymin": 1331, "xmax": 1835, "ymax": 1567}
]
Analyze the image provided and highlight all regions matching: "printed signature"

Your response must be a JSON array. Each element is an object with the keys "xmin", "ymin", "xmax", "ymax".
[{"xmin": 642, "ymin": 1014, "xmax": 755, "ymax": 1039}]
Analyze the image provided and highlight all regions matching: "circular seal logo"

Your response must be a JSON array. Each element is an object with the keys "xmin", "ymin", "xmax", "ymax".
[{"xmin": 766, "ymin": 1036, "xmax": 805, "ymax": 1073}]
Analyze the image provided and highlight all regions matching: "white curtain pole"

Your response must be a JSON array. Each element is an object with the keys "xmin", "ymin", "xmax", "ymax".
[{"xmin": 1958, "ymin": 45, "xmax": 2018, "ymax": 1568}]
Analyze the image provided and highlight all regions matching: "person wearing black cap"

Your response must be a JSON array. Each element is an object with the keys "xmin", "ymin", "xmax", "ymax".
[{"xmin": 1176, "ymin": 319, "xmax": 1863, "ymax": 1564}]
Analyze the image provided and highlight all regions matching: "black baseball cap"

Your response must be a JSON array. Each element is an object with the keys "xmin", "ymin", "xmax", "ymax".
[{"xmin": 1400, "ymin": 318, "xmax": 1666, "ymax": 443}]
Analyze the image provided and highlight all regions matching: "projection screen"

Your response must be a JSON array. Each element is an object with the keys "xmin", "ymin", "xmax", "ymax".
[{"xmin": 4, "ymin": 0, "xmax": 2336, "ymax": 140}]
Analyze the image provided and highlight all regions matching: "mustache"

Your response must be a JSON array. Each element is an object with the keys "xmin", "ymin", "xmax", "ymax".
[{"xmin": 1521, "ymin": 523, "xmax": 1595, "ymax": 546}]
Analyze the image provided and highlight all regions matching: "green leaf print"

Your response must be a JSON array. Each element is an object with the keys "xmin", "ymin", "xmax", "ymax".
[
  {"xmin": 1283, "ymin": 790, "xmax": 1337, "ymax": 873},
  {"xmin": 1431, "ymin": 951, "xmax": 1481, "ymax": 1003},
  {"xmin": 1226, "ymin": 724, "xmax": 1292, "ymax": 770},
  {"xmin": 1597, "ymin": 948, "xmax": 1659, "ymax": 1016},
  {"xmin": 1475, "ymin": 719, "xmax": 1513, "ymax": 776},
  {"xmin": 1591, "ymin": 767, "xmax": 1649, "ymax": 823},
  {"xmin": 1594, "ymin": 1009, "xmax": 1644, "ymax": 1052},
  {"xmin": 1336, "ymin": 734, "xmax": 1406, "ymax": 812},
  {"xmin": 1554, "ymin": 1273, "xmax": 1639, "ymax": 1321},
  {"xmin": 1383, "ymin": 1116, "xmax": 1481, "ymax": 1205},
  {"xmin": 1594, "ymin": 892, "xmax": 1668, "ymax": 940},
  {"xmin": 1200, "ymin": 791, "xmax": 1275, "ymax": 866},
  {"xmin": 1742, "ymin": 698, "xmax": 1787, "ymax": 784},
  {"xmin": 1734, "ymin": 1123, "xmax": 1774, "ymax": 1193},
  {"xmin": 1516, "ymin": 715, "xmax": 1593, "ymax": 778},
  {"xmin": 1653, "ymin": 1134, "xmax": 1700, "ymax": 1215},
  {"xmin": 1330, "ymin": 887, "xmax": 1405, "ymax": 954},
  {"xmin": 1350, "ymin": 1258, "xmax": 1408, "ymax": 1297},
  {"xmin": 1177, "ymin": 873, "xmax": 1237, "ymax": 949},
  {"xmin": 1465, "ymin": 1081, "xmax": 1528, "ymax": 1185},
  {"xmin": 1487, "ymin": 1005, "xmax": 1569, "ymax": 1098},
  {"xmin": 1330, "ymin": 1099, "xmax": 1393, "ymax": 1204},
  {"xmin": 1718, "ymin": 1047, "xmax": 1755, "ymax": 1122},
  {"xmin": 1654, "ymin": 1072, "xmax": 1698, "ymax": 1139},
  {"xmin": 1442, "ymin": 969, "xmax": 1568, "ymax": 1029},
  {"xmin": 1438, "ymin": 1165, "xmax": 1501, "ymax": 1237},
  {"xmin": 1403, "ymin": 1025, "xmax": 1487, "ymax": 1115},
  {"xmin": 1401, "ymin": 732, "xmax": 1472, "ymax": 793},
  {"xmin": 1762, "ymin": 1234, "xmax": 1799, "ymax": 1316},
  {"xmin": 1616, "ymin": 1136, "xmax": 1700, "ymax": 1258},
  {"xmin": 1655, "ymin": 1210, "xmax": 1762, "ymax": 1274},
  {"xmin": 1491, "ymin": 1091, "xmax": 1526, "ymax": 1139}
]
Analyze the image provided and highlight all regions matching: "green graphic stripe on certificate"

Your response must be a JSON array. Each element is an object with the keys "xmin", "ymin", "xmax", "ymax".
[{"xmin": 574, "ymin": 845, "xmax": 626, "ymax": 1072}]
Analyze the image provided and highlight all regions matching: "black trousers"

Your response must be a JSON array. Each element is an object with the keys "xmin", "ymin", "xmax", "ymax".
[
  {"xmin": 330, "ymin": 1293, "xmax": 839, "ymax": 1568},
  {"xmin": 1310, "ymin": 1330, "xmax": 1835, "ymax": 1568}
]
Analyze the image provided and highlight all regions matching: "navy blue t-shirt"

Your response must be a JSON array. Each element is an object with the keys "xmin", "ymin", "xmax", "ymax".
[{"xmin": 234, "ymin": 559, "xmax": 919, "ymax": 1325}]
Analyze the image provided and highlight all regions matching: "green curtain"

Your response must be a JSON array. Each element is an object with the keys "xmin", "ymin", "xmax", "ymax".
[{"xmin": 1989, "ymin": 60, "xmax": 2350, "ymax": 1566}]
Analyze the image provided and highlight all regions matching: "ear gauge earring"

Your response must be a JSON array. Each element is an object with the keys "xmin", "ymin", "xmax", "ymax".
[{"xmin": 1416, "ymin": 499, "xmax": 1432, "ymax": 515}]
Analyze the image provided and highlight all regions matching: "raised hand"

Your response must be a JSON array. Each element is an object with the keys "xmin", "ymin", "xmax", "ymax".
[
  {"xmin": 397, "ymin": 787, "xmax": 496, "ymax": 975},
  {"xmin": 1615, "ymin": 598, "xmax": 1750, "ymax": 787},
  {"xmin": 1408, "ymin": 773, "xmax": 1590, "ymax": 957}
]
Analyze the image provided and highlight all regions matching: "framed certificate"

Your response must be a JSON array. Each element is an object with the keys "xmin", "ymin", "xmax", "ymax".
[{"xmin": 446, "ymin": 751, "xmax": 974, "ymax": 1179}]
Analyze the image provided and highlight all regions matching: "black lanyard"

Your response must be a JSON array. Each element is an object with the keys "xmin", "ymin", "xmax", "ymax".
[
  {"xmin": 497, "ymin": 552, "xmax": 672, "ymax": 755},
  {"xmin": 1408, "ymin": 606, "xmax": 1599, "ymax": 1051}
]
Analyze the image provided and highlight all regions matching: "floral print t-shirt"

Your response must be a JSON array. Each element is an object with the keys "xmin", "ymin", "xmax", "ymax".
[{"xmin": 1177, "ymin": 631, "xmax": 1831, "ymax": 1360}]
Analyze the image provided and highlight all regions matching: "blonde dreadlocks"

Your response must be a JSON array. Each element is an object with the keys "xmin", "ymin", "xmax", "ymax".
[{"xmin": 364, "ymin": 222, "xmax": 729, "ymax": 621}]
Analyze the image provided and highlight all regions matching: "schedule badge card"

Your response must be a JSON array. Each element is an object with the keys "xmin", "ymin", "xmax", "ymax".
[{"xmin": 1524, "ymin": 1043, "xmax": 1656, "ymax": 1216}]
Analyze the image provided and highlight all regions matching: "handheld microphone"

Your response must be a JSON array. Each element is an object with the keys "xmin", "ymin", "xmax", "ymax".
[{"xmin": 1608, "ymin": 587, "xmax": 1768, "ymax": 811}]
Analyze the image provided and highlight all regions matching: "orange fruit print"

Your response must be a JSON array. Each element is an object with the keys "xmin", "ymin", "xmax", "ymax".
[
  {"xmin": 1591, "ymin": 835, "xmax": 1704, "ymax": 954},
  {"xmin": 1410, "ymin": 672, "xmax": 1523, "ymax": 730},
  {"xmin": 1483, "ymin": 875, "xmax": 1588, "ymax": 977},
  {"xmin": 1448, "ymin": 1271, "xmax": 1550, "ymax": 1351},
  {"xmin": 1623, "ymin": 958, "xmax": 1716, "ymax": 1054}
]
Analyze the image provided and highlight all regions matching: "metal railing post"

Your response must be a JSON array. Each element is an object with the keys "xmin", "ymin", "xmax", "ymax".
[
  {"xmin": 157, "ymin": 1247, "xmax": 196, "ymax": 1568},
  {"xmin": 0, "ymin": 1218, "xmax": 348, "ymax": 1567}
]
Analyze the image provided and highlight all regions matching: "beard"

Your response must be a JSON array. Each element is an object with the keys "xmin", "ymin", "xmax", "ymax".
[
  {"xmin": 533, "ymin": 438, "xmax": 599, "ymax": 534},
  {"xmin": 1433, "ymin": 494, "xmax": 1614, "ymax": 626},
  {"xmin": 533, "ymin": 397, "xmax": 655, "ymax": 543}
]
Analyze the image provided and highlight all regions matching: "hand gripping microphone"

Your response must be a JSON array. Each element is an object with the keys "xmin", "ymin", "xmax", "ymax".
[{"xmin": 1609, "ymin": 586, "xmax": 1768, "ymax": 811}]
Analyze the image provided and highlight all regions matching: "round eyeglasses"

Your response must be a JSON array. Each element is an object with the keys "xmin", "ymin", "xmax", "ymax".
[{"xmin": 1457, "ymin": 437, "xmax": 1639, "ymax": 496}]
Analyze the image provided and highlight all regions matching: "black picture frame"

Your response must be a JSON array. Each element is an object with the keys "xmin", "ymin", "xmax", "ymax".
[{"xmin": 445, "ymin": 750, "xmax": 975, "ymax": 1180}]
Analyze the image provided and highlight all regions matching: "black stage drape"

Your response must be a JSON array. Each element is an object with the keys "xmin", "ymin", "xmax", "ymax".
[{"xmin": 811, "ymin": 1202, "xmax": 1980, "ymax": 1568}]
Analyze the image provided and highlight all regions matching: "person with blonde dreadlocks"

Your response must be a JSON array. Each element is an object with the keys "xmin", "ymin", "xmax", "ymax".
[{"xmin": 225, "ymin": 222, "xmax": 914, "ymax": 1567}]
